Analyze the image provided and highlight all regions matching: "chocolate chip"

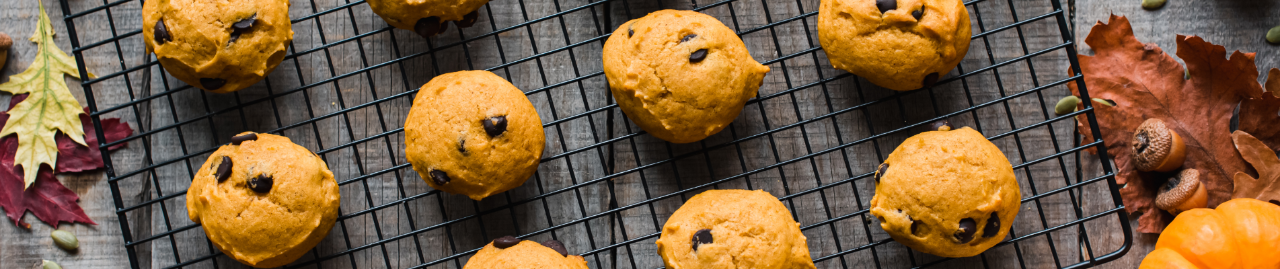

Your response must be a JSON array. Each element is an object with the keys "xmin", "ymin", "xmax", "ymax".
[
  {"xmin": 429, "ymin": 170, "xmax": 450, "ymax": 185},
  {"xmin": 483, "ymin": 116, "xmax": 508, "ymax": 137},
  {"xmin": 493, "ymin": 236, "xmax": 520, "ymax": 249},
  {"xmin": 691, "ymin": 229, "xmax": 713, "ymax": 251},
  {"xmin": 689, "ymin": 49, "xmax": 708, "ymax": 63},
  {"xmin": 874, "ymin": 163, "xmax": 889, "ymax": 183},
  {"xmin": 414, "ymin": 16, "xmax": 443, "ymax": 38},
  {"xmin": 232, "ymin": 14, "xmax": 256, "ymax": 32},
  {"xmin": 200, "ymin": 78, "xmax": 227, "ymax": 91},
  {"xmin": 457, "ymin": 138, "xmax": 466, "ymax": 153},
  {"xmin": 905, "ymin": 213, "xmax": 920, "ymax": 235},
  {"xmin": 455, "ymin": 11, "xmax": 479, "ymax": 28},
  {"xmin": 228, "ymin": 14, "xmax": 256, "ymax": 44},
  {"xmin": 876, "ymin": 0, "xmax": 897, "ymax": 14},
  {"xmin": 231, "ymin": 133, "xmax": 258, "ymax": 145},
  {"xmin": 955, "ymin": 218, "xmax": 977, "ymax": 243},
  {"xmin": 912, "ymin": 9, "xmax": 923, "ymax": 20},
  {"xmin": 922, "ymin": 72, "xmax": 940, "ymax": 89},
  {"xmin": 982, "ymin": 212, "xmax": 1000, "ymax": 238},
  {"xmin": 1271, "ymin": 200, "xmax": 1280, "ymax": 207},
  {"xmin": 215, "ymin": 156, "xmax": 232, "ymax": 182},
  {"xmin": 248, "ymin": 174, "xmax": 272, "ymax": 193},
  {"xmin": 929, "ymin": 119, "xmax": 952, "ymax": 131},
  {"xmin": 680, "ymin": 34, "xmax": 697, "ymax": 43},
  {"xmin": 541, "ymin": 240, "xmax": 568, "ymax": 257},
  {"xmin": 627, "ymin": 24, "xmax": 634, "ymax": 37},
  {"xmin": 154, "ymin": 18, "xmax": 172, "ymax": 44}
]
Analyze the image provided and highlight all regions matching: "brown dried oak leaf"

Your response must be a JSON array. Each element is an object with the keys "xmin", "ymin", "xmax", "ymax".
[
  {"xmin": 1232, "ymin": 131, "xmax": 1280, "ymax": 205},
  {"xmin": 1068, "ymin": 15, "xmax": 1266, "ymax": 233},
  {"xmin": 1238, "ymin": 68, "xmax": 1280, "ymax": 151}
]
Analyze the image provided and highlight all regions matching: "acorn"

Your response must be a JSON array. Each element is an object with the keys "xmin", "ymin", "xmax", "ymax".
[
  {"xmin": 1131, "ymin": 119, "xmax": 1186, "ymax": 172},
  {"xmin": 0, "ymin": 32, "xmax": 11, "ymax": 68},
  {"xmin": 1155, "ymin": 169, "xmax": 1208, "ymax": 215}
]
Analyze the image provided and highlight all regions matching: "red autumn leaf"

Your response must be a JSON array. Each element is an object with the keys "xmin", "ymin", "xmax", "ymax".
[
  {"xmin": 58, "ymin": 108, "xmax": 132, "ymax": 173},
  {"xmin": 1069, "ymin": 15, "xmax": 1266, "ymax": 233},
  {"xmin": 1238, "ymin": 68, "xmax": 1280, "ymax": 152},
  {"xmin": 0, "ymin": 94, "xmax": 133, "ymax": 228}
]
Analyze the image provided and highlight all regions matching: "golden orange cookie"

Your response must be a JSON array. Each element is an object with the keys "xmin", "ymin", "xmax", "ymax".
[
  {"xmin": 463, "ymin": 237, "xmax": 588, "ymax": 269},
  {"xmin": 870, "ymin": 126, "xmax": 1020, "ymax": 257},
  {"xmin": 818, "ymin": 0, "xmax": 971, "ymax": 91},
  {"xmin": 602, "ymin": 10, "xmax": 771, "ymax": 143},
  {"xmin": 142, "ymin": 0, "xmax": 293, "ymax": 93},
  {"xmin": 366, "ymin": 0, "xmax": 489, "ymax": 38},
  {"xmin": 186, "ymin": 132, "xmax": 340, "ymax": 268},
  {"xmin": 404, "ymin": 70, "xmax": 546, "ymax": 200},
  {"xmin": 655, "ymin": 189, "xmax": 816, "ymax": 268}
]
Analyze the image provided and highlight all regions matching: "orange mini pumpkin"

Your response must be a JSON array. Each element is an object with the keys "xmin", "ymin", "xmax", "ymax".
[{"xmin": 1139, "ymin": 198, "xmax": 1280, "ymax": 269}]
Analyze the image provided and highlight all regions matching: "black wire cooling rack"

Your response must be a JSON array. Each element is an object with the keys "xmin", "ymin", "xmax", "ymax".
[{"xmin": 58, "ymin": 0, "xmax": 1132, "ymax": 267}]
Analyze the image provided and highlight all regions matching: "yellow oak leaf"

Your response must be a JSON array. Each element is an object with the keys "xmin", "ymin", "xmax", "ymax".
[{"xmin": 0, "ymin": 0, "xmax": 94, "ymax": 189}]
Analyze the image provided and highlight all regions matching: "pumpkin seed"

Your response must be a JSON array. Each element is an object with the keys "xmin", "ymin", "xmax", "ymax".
[
  {"xmin": 41, "ymin": 260, "xmax": 62, "ymax": 269},
  {"xmin": 1141, "ymin": 0, "xmax": 1166, "ymax": 10},
  {"xmin": 50, "ymin": 230, "xmax": 78, "ymax": 251},
  {"xmin": 1267, "ymin": 25, "xmax": 1280, "ymax": 45},
  {"xmin": 1055, "ymin": 96, "xmax": 1080, "ymax": 116},
  {"xmin": 1092, "ymin": 98, "xmax": 1116, "ymax": 107}
]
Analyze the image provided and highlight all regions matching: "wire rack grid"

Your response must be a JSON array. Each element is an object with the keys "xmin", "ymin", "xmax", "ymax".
[{"xmin": 57, "ymin": 0, "xmax": 1132, "ymax": 267}]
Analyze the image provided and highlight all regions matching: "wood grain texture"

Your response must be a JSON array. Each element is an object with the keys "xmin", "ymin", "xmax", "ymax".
[{"xmin": 1, "ymin": 0, "xmax": 1272, "ymax": 268}]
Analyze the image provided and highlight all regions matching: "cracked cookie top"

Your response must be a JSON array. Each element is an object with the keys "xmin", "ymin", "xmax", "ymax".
[
  {"xmin": 869, "ymin": 127, "xmax": 1020, "ymax": 258},
  {"xmin": 186, "ymin": 132, "xmax": 339, "ymax": 268},
  {"xmin": 817, "ymin": 0, "xmax": 971, "ymax": 91},
  {"xmin": 463, "ymin": 238, "xmax": 589, "ymax": 269},
  {"xmin": 655, "ymin": 189, "xmax": 815, "ymax": 269},
  {"xmin": 404, "ymin": 70, "xmax": 546, "ymax": 201},
  {"xmin": 366, "ymin": 0, "xmax": 489, "ymax": 37},
  {"xmin": 602, "ymin": 9, "xmax": 770, "ymax": 144},
  {"xmin": 142, "ymin": 0, "xmax": 293, "ymax": 93}
]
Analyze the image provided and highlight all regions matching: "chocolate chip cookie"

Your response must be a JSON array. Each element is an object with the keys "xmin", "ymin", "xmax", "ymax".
[
  {"xmin": 655, "ymin": 189, "xmax": 816, "ymax": 268},
  {"xmin": 463, "ymin": 236, "xmax": 588, "ymax": 269},
  {"xmin": 602, "ymin": 10, "xmax": 771, "ymax": 143},
  {"xmin": 404, "ymin": 70, "xmax": 545, "ymax": 200},
  {"xmin": 366, "ymin": 0, "xmax": 488, "ymax": 38},
  {"xmin": 142, "ymin": 0, "xmax": 293, "ymax": 93},
  {"xmin": 186, "ymin": 132, "xmax": 340, "ymax": 268},
  {"xmin": 870, "ymin": 126, "xmax": 1020, "ymax": 257},
  {"xmin": 818, "ymin": 0, "xmax": 972, "ymax": 91}
]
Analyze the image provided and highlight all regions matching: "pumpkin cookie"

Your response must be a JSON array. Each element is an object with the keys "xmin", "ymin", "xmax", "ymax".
[
  {"xmin": 655, "ymin": 189, "xmax": 816, "ymax": 268},
  {"xmin": 602, "ymin": 10, "xmax": 771, "ymax": 143},
  {"xmin": 366, "ymin": 0, "xmax": 488, "ymax": 38},
  {"xmin": 818, "ymin": 0, "xmax": 971, "ymax": 91},
  {"xmin": 463, "ymin": 236, "xmax": 588, "ymax": 269},
  {"xmin": 186, "ymin": 132, "xmax": 340, "ymax": 268},
  {"xmin": 870, "ymin": 126, "xmax": 1020, "ymax": 257},
  {"xmin": 404, "ymin": 70, "xmax": 546, "ymax": 200},
  {"xmin": 142, "ymin": 0, "xmax": 293, "ymax": 93}
]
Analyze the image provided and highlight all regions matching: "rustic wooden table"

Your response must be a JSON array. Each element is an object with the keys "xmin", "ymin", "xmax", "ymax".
[{"xmin": 0, "ymin": 0, "xmax": 1275, "ymax": 268}]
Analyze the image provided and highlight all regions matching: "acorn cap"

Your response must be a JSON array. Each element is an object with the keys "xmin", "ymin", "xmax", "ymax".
[
  {"xmin": 0, "ymin": 32, "xmax": 11, "ymax": 67},
  {"xmin": 0, "ymin": 32, "xmax": 11, "ymax": 51},
  {"xmin": 1155, "ymin": 169, "xmax": 1208, "ymax": 215},
  {"xmin": 1132, "ymin": 119, "xmax": 1186, "ymax": 172}
]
